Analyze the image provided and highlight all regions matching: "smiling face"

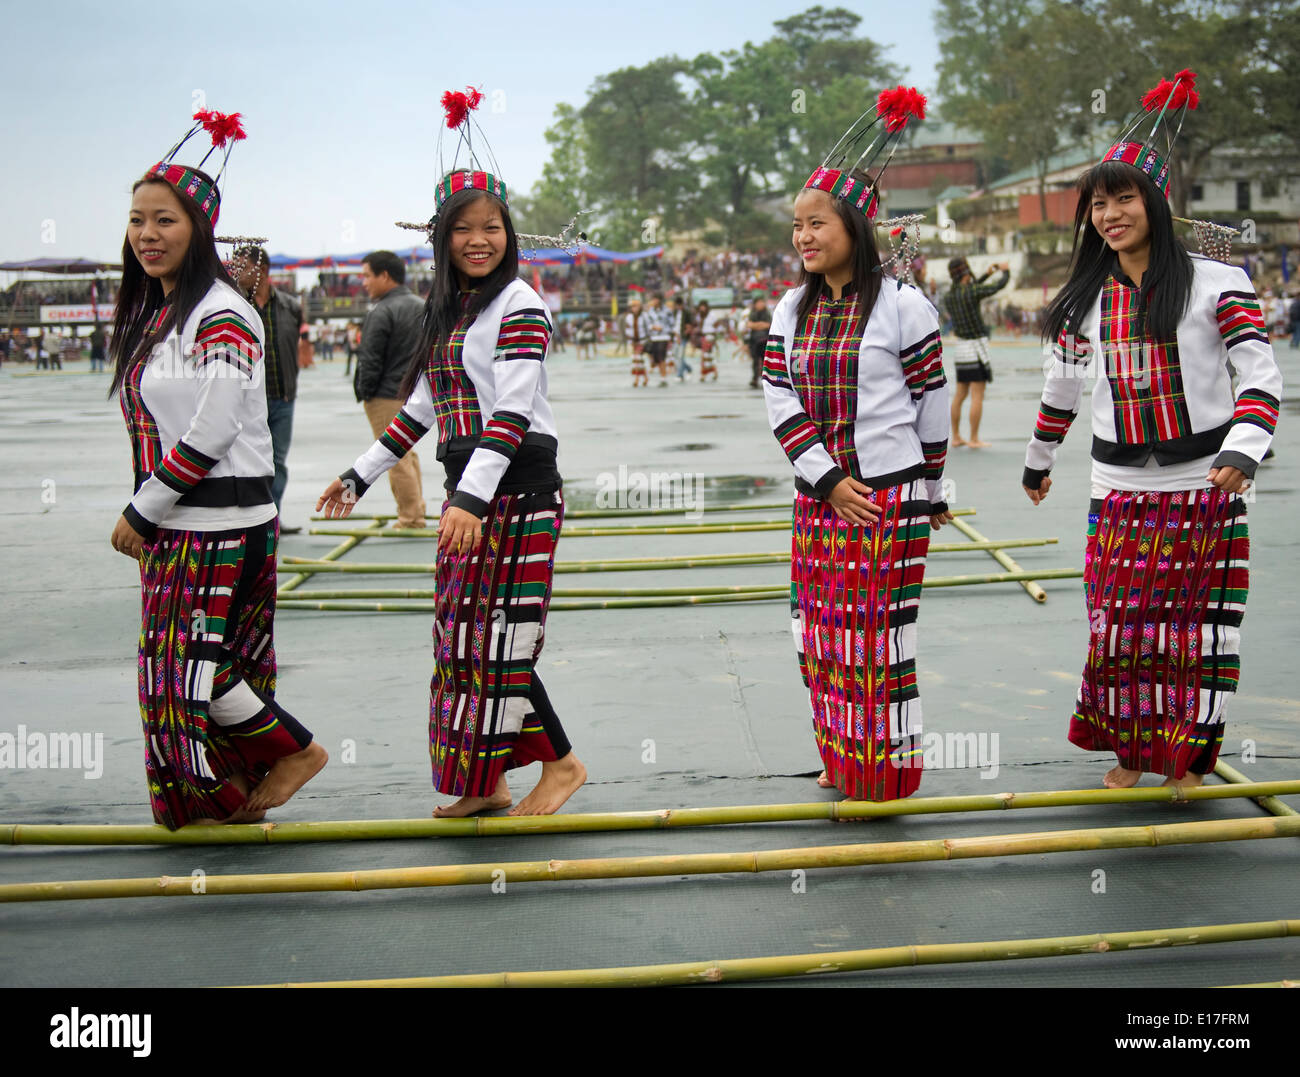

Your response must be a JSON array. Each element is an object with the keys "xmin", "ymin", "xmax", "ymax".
[
  {"xmin": 1090, "ymin": 182, "xmax": 1151, "ymax": 262},
  {"xmin": 792, "ymin": 189, "xmax": 853, "ymax": 283},
  {"xmin": 448, "ymin": 195, "xmax": 506, "ymax": 288},
  {"xmin": 128, "ymin": 181, "xmax": 193, "ymax": 295}
]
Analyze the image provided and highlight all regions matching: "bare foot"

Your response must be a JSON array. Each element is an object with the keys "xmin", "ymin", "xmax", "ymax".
[
  {"xmin": 509, "ymin": 754, "xmax": 587, "ymax": 816},
  {"xmin": 968, "ymin": 439, "xmax": 991, "ymax": 448},
  {"xmin": 816, "ymin": 770, "xmax": 834, "ymax": 788},
  {"xmin": 224, "ymin": 805, "xmax": 267, "ymax": 824},
  {"xmin": 1103, "ymin": 764, "xmax": 1143, "ymax": 789},
  {"xmin": 951, "ymin": 435, "xmax": 968, "ymax": 447},
  {"xmin": 1162, "ymin": 771, "xmax": 1205, "ymax": 795},
  {"xmin": 244, "ymin": 742, "xmax": 328, "ymax": 811},
  {"xmin": 434, "ymin": 774, "xmax": 512, "ymax": 817}
]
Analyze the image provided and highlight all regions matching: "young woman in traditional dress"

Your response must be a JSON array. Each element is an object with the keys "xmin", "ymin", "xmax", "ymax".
[
  {"xmin": 318, "ymin": 90, "xmax": 586, "ymax": 817},
  {"xmin": 109, "ymin": 111, "xmax": 326, "ymax": 829},
  {"xmin": 1022, "ymin": 71, "xmax": 1281, "ymax": 790},
  {"xmin": 763, "ymin": 87, "xmax": 952, "ymax": 802}
]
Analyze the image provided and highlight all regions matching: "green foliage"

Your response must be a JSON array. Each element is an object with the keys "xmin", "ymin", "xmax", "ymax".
[{"xmin": 519, "ymin": 5, "xmax": 899, "ymax": 250}]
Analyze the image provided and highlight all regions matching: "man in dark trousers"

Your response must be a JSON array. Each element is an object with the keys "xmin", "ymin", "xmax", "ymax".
[
  {"xmin": 355, "ymin": 250, "xmax": 427, "ymax": 528},
  {"xmin": 746, "ymin": 294, "xmax": 772, "ymax": 389},
  {"xmin": 236, "ymin": 247, "xmax": 310, "ymax": 533}
]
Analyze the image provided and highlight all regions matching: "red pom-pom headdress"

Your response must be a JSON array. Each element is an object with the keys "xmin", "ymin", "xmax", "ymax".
[
  {"xmin": 1101, "ymin": 69, "xmax": 1199, "ymax": 199},
  {"xmin": 803, "ymin": 84, "xmax": 928, "ymax": 221},
  {"xmin": 430, "ymin": 84, "xmax": 507, "ymax": 211},
  {"xmin": 148, "ymin": 106, "xmax": 249, "ymax": 226}
]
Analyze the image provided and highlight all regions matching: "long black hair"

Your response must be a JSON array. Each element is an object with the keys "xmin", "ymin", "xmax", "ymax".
[
  {"xmin": 399, "ymin": 187, "xmax": 520, "ymax": 398},
  {"xmin": 792, "ymin": 169, "xmax": 884, "ymax": 337},
  {"xmin": 1041, "ymin": 159, "xmax": 1192, "ymax": 346},
  {"xmin": 109, "ymin": 169, "xmax": 236, "ymax": 396}
]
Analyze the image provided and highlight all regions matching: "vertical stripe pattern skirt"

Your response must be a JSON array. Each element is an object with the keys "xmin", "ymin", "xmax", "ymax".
[
  {"xmin": 139, "ymin": 520, "xmax": 310, "ymax": 829},
  {"xmin": 1070, "ymin": 488, "xmax": 1248, "ymax": 779},
  {"xmin": 430, "ymin": 489, "xmax": 568, "ymax": 797},
  {"xmin": 790, "ymin": 481, "xmax": 932, "ymax": 800}
]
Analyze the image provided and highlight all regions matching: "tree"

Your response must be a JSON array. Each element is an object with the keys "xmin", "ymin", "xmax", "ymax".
[{"xmin": 579, "ymin": 58, "xmax": 695, "ymax": 248}]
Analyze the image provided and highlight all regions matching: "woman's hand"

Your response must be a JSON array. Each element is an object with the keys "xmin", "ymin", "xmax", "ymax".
[
  {"xmin": 1023, "ymin": 476, "xmax": 1052, "ymax": 505},
  {"xmin": 828, "ymin": 477, "xmax": 881, "ymax": 526},
  {"xmin": 1207, "ymin": 466, "xmax": 1249, "ymax": 495},
  {"xmin": 929, "ymin": 509, "xmax": 954, "ymax": 531},
  {"xmin": 110, "ymin": 515, "xmax": 145, "ymax": 560},
  {"xmin": 317, "ymin": 477, "xmax": 358, "ymax": 519},
  {"xmin": 437, "ymin": 506, "xmax": 483, "ymax": 555}
]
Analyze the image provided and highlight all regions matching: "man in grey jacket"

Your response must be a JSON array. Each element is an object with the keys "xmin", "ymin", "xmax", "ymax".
[
  {"xmin": 354, "ymin": 250, "xmax": 427, "ymax": 528},
  {"xmin": 236, "ymin": 247, "xmax": 309, "ymax": 532}
]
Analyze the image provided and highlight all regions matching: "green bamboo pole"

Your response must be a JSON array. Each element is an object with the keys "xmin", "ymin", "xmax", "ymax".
[
  {"xmin": 276, "ymin": 535, "xmax": 363, "ymax": 596},
  {"xmin": 234, "ymin": 919, "xmax": 1300, "ymax": 988},
  {"xmin": 276, "ymin": 569, "xmax": 1085, "ymax": 612},
  {"xmin": 1214, "ymin": 759, "xmax": 1300, "ymax": 818},
  {"xmin": 3, "ymin": 815, "xmax": 1296, "ymax": 902},
  {"xmin": 316, "ymin": 502, "xmax": 799, "ymax": 522},
  {"xmin": 275, "ymin": 538, "xmax": 1063, "ymax": 577},
  {"xmin": 1218, "ymin": 980, "xmax": 1299, "ymax": 988},
  {"xmin": 285, "ymin": 585, "xmax": 783, "ymax": 600},
  {"xmin": 310, "ymin": 521, "xmax": 794, "ymax": 539},
  {"xmin": 6, "ymin": 780, "xmax": 1299, "ymax": 846},
  {"xmin": 949, "ymin": 516, "xmax": 1049, "ymax": 602},
  {"xmin": 307, "ymin": 508, "xmax": 979, "ymax": 541}
]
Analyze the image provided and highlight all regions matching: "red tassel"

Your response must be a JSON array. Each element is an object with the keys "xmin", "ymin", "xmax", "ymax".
[
  {"xmin": 441, "ymin": 86, "xmax": 484, "ymax": 129},
  {"xmin": 1142, "ymin": 70, "xmax": 1198, "ymax": 113},
  {"xmin": 877, "ymin": 85, "xmax": 927, "ymax": 132},
  {"xmin": 193, "ymin": 109, "xmax": 246, "ymax": 148}
]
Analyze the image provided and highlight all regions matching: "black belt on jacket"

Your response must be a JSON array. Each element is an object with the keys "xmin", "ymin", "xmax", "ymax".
[
  {"xmin": 1091, "ymin": 421, "xmax": 1232, "ymax": 466},
  {"xmin": 437, "ymin": 433, "xmax": 561, "ymax": 495},
  {"xmin": 134, "ymin": 473, "xmax": 274, "ymax": 508}
]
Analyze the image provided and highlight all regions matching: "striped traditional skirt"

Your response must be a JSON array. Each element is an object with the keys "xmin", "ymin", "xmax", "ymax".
[
  {"xmin": 790, "ymin": 481, "xmax": 932, "ymax": 800},
  {"xmin": 430, "ymin": 489, "xmax": 569, "ymax": 796},
  {"xmin": 1070, "ymin": 488, "xmax": 1248, "ymax": 779},
  {"xmin": 950, "ymin": 336, "xmax": 992, "ymax": 383},
  {"xmin": 138, "ymin": 520, "xmax": 311, "ymax": 829},
  {"xmin": 630, "ymin": 344, "xmax": 646, "ymax": 382}
]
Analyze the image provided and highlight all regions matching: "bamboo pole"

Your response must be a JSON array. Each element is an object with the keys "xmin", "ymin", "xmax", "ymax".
[
  {"xmin": 309, "ymin": 521, "xmax": 795, "ymax": 539},
  {"xmin": 276, "ymin": 570, "xmax": 1085, "ymax": 612},
  {"xmin": 3, "ymin": 815, "xmax": 1296, "ymax": 902},
  {"xmin": 312, "ymin": 503, "xmax": 976, "ymax": 522},
  {"xmin": 1213, "ymin": 759, "xmax": 1300, "ymax": 818},
  {"xmin": 1219, "ymin": 980, "xmax": 1299, "ymax": 988},
  {"xmin": 6, "ymin": 780, "xmax": 1300, "ymax": 846},
  {"xmin": 234, "ymin": 919, "xmax": 1300, "ymax": 988},
  {"xmin": 948, "ymin": 516, "xmax": 1050, "ymax": 602},
  {"xmin": 276, "ymin": 535, "xmax": 363, "ymax": 596},
  {"xmin": 275, "ymin": 538, "xmax": 1063, "ymax": 577},
  {"xmin": 285, "ymin": 585, "xmax": 783, "ymax": 600},
  {"xmin": 307, "ymin": 508, "xmax": 979, "ymax": 541},
  {"xmin": 316, "ymin": 502, "xmax": 799, "ymax": 522}
]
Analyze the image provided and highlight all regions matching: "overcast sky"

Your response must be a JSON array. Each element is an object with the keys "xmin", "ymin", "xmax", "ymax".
[{"xmin": 2, "ymin": 0, "xmax": 940, "ymax": 263}]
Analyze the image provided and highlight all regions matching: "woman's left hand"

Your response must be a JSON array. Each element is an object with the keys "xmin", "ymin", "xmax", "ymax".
[
  {"xmin": 929, "ymin": 509, "xmax": 954, "ymax": 531},
  {"xmin": 110, "ymin": 515, "xmax": 146, "ymax": 560},
  {"xmin": 437, "ymin": 506, "xmax": 483, "ymax": 555},
  {"xmin": 1206, "ymin": 466, "xmax": 1249, "ymax": 495}
]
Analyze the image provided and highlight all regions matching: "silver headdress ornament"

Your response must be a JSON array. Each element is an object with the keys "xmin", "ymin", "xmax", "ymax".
[
  {"xmin": 877, "ymin": 214, "xmax": 926, "ymax": 286},
  {"xmin": 396, "ymin": 210, "xmax": 589, "ymax": 264},
  {"xmin": 218, "ymin": 235, "xmax": 271, "ymax": 298},
  {"xmin": 1174, "ymin": 216, "xmax": 1239, "ymax": 263}
]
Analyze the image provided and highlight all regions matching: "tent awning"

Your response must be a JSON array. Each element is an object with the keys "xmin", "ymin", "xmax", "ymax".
[{"xmin": 0, "ymin": 258, "xmax": 122, "ymax": 273}]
